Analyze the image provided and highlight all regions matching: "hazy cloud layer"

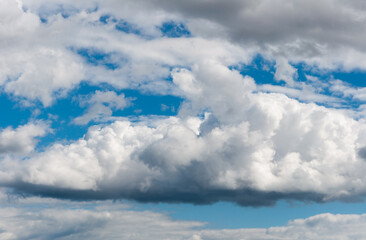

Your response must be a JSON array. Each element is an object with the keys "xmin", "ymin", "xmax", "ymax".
[{"xmin": 0, "ymin": 192, "xmax": 365, "ymax": 240}]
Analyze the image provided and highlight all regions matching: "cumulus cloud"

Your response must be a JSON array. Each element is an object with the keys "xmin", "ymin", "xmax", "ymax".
[
  {"xmin": 2, "ymin": 0, "xmax": 366, "ymax": 210},
  {"xmin": 0, "ymin": 122, "xmax": 49, "ymax": 155},
  {"xmin": 1, "ymin": 63, "xmax": 366, "ymax": 206},
  {"xmin": 0, "ymin": 0, "xmax": 85, "ymax": 106},
  {"xmin": 0, "ymin": 0, "xmax": 253, "ymax": 106},
  {"xmin": 5, "ymin": 0, "xmax": 366, "ymax": 107}
]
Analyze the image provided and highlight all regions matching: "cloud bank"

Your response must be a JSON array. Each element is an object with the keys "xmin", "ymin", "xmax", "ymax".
[{"xmin": 1, "ymin": 63, "xmax": 366, "ymax": 206}]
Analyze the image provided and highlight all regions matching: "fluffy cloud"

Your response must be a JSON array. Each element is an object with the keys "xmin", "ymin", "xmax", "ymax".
[
  {"xmin": 0, "ymin": 122, "xmax": 48, "ymax": 155},
  {"xmin": 0, "ymin": 0, "xmax": 252, "ymax": 106},
  {"xmin": 1, "ymin": 63, "xmax": 366, "ymax": 206},
  {"xmin": 0, "ymin": 0, "xmax": 85, "ymax": 106},
  {"xmin": 5, "ymin": 0, "xmax": 366, "ymax": 107},
  {"xmin": 2, "ymin": 3, "xmax": 366, "ymax": 238}
]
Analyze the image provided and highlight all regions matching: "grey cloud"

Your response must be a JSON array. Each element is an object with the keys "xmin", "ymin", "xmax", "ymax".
[
  {"xmin": 6, "ymin": 181, "xmax": 325, "ymax": 207},
  {"xmin": 154, "ymin": 0, "xmax": 366, "ymax": 46},
  {"xmin": 22, "ymin": 0, "xmax": 366, "ymax": 70},
  {"xmin": 358, "ymin": 147, "xmax": 366, "ymax": 160},
  {"xmin": 120, "ymin": 0, "xmax": 366, "ymax": 69}
]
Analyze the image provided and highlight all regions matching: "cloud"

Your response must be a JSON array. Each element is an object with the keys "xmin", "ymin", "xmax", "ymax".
[
  {"xmin": 148, "ymin": 0, "xmax": 366, "ymax": 69},
  {"xmin": 73, "ymin": 90, "xmax": 132, "ymax": 125},
  {"xmin": 274, "ymin": 57, "xmax": 297, "ymax": 86},
  {"xmin": 5, "ymin": 0, "xmax": 366, "ymax": 109},
  {"xmin": 2, "ymin": 0, "xmax": 366, "ymax": 208},
  {"xmin": 330, "ymin": 80, "xmax": 366, "ymax": 102},
  {"xmin": 0, "ymin": 0, "xmax": 253, "ymax": 106},
  {"xmin": 195, "ymin": 213, "xmax": 366, "ymax": 240},
  {"xmin": 0, "ymin": 122, "xmax": 49, "ymax": 155},
  {"xmin": 0, "ymin": 193, "xmax": 365, "ymax": 240},
  {"xmin": 0, "ymin": 199, "xmax": 203, "ymax": 240},
  {"xmin": 1, "ymin": 63, "xmax": 366, "ymax": 206},
  {"xmin": 258, "ymin": 84, "xmax": 341, "ymax": 105},
  {"xmin": 8, "ymin": 0, "xmax": 366, "ymax": 107},
  {"xmin": 21, "ymin": 0, "xmax": 366, "ymax": 70}
]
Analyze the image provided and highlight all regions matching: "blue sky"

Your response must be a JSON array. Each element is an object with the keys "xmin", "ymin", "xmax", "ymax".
[{"xmin": 2, "ymin": 0, "xmax": 366, "ymax": 239}]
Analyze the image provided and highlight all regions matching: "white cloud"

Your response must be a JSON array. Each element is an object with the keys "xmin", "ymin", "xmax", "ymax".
[
  {"xmin": 0, "ymin": 203, "xmax": 203, "ymax": 240},
  {"xmin": 274, "ymin": 57, "xmax": 297, "ymax": 86},
  {"xmin": 5, "ymin": 0, "xmax": 366, "ymax": 108},
  {"xmin": 2, "ymin": 0, "xmax": 366, "ymax": 210},
  {"xmin": 0, "ymin": 122, "xmax": 49, "ymax": 155},
  {"xmin": 330, "ymin": 80, "xmax": 366, "ymax": 102},
  {"xmin": 73, "ymin": 90, "xmax": 132, "ymax": 125},
  {"xmin": 258, "ymin": 83, "xmax": 341, "ymax": 105},
  {"xmin": 1, "ymin": 64, "xmax": 366, "ymax": 205},
  {"xmin": 0, "ymin": 0, "xmax": 253, "ymax": 106},
  {"xmin": 194, "ymin": 213, "xmax": 366, "ymax": 240},
  {"xmin": 2, "ymin": 0, "xmax": 366, "ymax": 108},
  {"xmin": 0, "ymin": 193, "xmax": 364, "ymax": 240}
]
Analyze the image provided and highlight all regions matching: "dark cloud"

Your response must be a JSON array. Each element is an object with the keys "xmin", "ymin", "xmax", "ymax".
[
  {"xmin": 358, "ymin": 147, "xmax": 366, "ymax": 160},
  {"xmin": 7, "ymin": 181, "xmax": 326, "ymax": 207}
]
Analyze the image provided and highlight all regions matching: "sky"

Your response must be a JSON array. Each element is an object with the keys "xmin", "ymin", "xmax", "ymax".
[{"xmin": 2, "ymin": 0, "xmax": 366, "ymax": 239}]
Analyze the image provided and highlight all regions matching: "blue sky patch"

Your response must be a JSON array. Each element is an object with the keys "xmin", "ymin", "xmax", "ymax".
[
  {"xmin": 115, "ymin": 19, "xmax": 141, "ymax": 35},
  {"xmin": 159, "ymin": 21, "xmax": 191, "ymax": 38},
  {"xmin": 75, "ymin": 48, "xmax": 120, "ymax": 70}
]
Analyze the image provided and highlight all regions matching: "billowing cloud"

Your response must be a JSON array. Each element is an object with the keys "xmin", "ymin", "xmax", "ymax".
[
  {"xmin": 1, "ymin": 63, "xmax": 366, "ymax": 206},
  {"xmin": 2, "ymin": 0, "xmax": 366, "ymax": 228}
]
